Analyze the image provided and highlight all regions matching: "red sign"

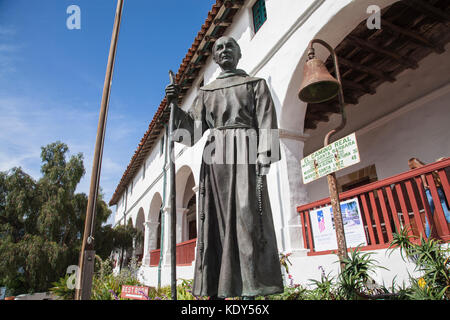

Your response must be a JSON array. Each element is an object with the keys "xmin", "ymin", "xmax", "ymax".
[{"xmin": 120, "ymin": 285, "xmax": 149, "ymax": 300}]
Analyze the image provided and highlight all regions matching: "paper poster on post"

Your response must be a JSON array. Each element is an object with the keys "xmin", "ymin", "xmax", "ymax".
[{"xmin": 309, "ymin": 197, "xmax": 367, "ymax": 252}]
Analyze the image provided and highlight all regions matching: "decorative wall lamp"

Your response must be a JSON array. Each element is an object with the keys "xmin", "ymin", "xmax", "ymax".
[{"xmin": 298, "ymin": 39, "xmax": 348, "ymax": 268}]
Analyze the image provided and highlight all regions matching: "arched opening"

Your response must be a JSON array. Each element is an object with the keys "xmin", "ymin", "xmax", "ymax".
[
  {"xmin": 185, "ymin": 194, "xmax": 197, "ymax": 240},
  {"xmin": 148, "ymin": 193, "xmax": 163, "ymax": 267},
  {"xmin": 181, "ymin": 170, "xmax": 196, "ymax": 242},
  {"xmin": 175, "ymin": 165, "xmax": 197, "ymax": 265},
  {"xmin": 134, "ymin": 208, "xmax": 145, "ymax": 262}
]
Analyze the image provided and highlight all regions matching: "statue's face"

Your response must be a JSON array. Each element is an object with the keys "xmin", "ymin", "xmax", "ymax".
[{"xmin": 213, "ymin": 37, "xmax": 241, "ymax": 71}]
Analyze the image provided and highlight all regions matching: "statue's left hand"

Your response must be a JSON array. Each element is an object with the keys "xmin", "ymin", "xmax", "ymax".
[
  {"xmin": 257, "ymin": 164, "xmax": 270, "ymax": 175},
  {"xmin": 256, "ymin": 154, "xmax": 270, "ymax": 176},
  {"xmin": 256, "ymin": 155, "xmax": 270, "ymax": 175}
]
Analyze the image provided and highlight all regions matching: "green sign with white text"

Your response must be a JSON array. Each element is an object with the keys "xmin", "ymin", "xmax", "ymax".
[{"xmin": 301, "ymin": 132, "xmax": 360, "ymax": 184}]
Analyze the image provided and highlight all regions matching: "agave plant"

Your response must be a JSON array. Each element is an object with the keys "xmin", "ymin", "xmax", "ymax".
[
  {"xmin": 308, "ymin": 270, "xmax": 337, "ymax": 300},
  {"xmin": 336, "ymin": 245, "xmax": 387, "ymax": 299},
  {"xmin": 387, "ymin": 226, "xmax": 418, "ymax": 262}
]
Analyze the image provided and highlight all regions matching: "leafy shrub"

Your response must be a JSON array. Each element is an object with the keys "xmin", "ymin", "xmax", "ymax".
[
  {"xmin": 49, "ymin": 274, "xmax": 75, "ymax": 300},
  {"xmin": 91, "ymin": 256, "xmax": 142, "ymax": 300},
  {"xmin": 50, "ymin": 231, "xmax": 449, "ymax": 300}
]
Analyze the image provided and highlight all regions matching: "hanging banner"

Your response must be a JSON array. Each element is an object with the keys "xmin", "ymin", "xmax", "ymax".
[
  {"xmin": 301, "ymin": 132, "xmax": 360, "ymax": 184},
  {"xmin": 309, "ymin": 197, "xmax": 367, "ymax": 252}
]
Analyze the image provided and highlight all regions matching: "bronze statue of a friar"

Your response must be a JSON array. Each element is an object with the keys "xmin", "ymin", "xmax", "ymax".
[{"xmin": 165, "ymin": 36, "xmax": 284, "ymax": 299}]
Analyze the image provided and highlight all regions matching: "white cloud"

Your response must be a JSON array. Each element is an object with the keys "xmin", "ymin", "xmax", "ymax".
[
  {"xmin": 0, "ymin": 26, "xmax": 16, "ymax": 38},
  {"xmin": 0, "ymin": 95, "xmax": 96, "ymax": 181},
  {"xmin": 0, "ymin": 26, "xmax": 21, "ymax": 78}
]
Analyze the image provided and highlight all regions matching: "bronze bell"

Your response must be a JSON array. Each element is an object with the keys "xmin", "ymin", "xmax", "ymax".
[{"xmin": 298, "ymin": 56, "xmax": 341, "ymax": 104}]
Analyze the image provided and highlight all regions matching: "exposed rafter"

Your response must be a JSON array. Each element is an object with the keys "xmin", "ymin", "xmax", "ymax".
[
  {"xmin": 346, "ymin": 35, "xmax": 419, "ymax": 69},
  {"xmin": 382, "ymin": 20, "xmax": 445, "ymax": 54},
  {"xmin": 404, "ymin": 0, "xmax": 450, "ymax": 23}
]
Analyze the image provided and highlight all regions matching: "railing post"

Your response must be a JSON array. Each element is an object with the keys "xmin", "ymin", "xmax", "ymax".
[
  {"xmin": 377, "ymin": 189, "xmax": 394, "ymax": 242},
  {"xmin": 426, "ymin": 174, "xmax": 450, "ymax": 237}
]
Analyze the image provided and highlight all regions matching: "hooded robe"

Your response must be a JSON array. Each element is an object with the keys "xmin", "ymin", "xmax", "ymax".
[{"xmin": 172, "ymin": 69, "xmax": 284, "ymax": 298}]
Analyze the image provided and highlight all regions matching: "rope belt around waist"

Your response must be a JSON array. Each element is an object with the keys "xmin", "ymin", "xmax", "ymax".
[
  {"xmin": 214, "ymin": 124, "xmax": 254, "ymax": 130},
  {"xmin": 207, "ymin": 125, "xmax": 256, "ymax": 142}
]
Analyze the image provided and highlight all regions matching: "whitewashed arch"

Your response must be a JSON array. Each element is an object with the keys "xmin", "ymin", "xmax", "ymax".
[
  {"xmin": 148, "ymin": 192, "xmax": 163, "ymax": 223},
  {"xmin": 134, "ymin": 208, "xmax": 146, "ymax": 257},
  {"xmin": 174, "ymin": 165, "xmax": 197, "ymax": 242},
  {"xmin": 143, "ymin": 192, "xmax": 164, "ymax": 264},
  {"xmin": 175, "ymin": 165, "xmax": 195, "ymax": 209},
  {"xmin": 280, "ymin": 0, "xmax": 400, "ymax": 133},
  {"xmin": 136, "ymin": 207, "xmax": 145, "ymax": 231}
]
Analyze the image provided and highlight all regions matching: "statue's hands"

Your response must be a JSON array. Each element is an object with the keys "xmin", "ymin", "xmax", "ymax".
[
  {"xmin": 257, "ymin": 163, "xmax": 270, "ymax": 176},
  {"xmin": 165, "ymin": 83, "xmax": 180, "ymax": 105},
  {"xmin": 256, "ymin": 154, "xmax": 270, "ymax": 176}
]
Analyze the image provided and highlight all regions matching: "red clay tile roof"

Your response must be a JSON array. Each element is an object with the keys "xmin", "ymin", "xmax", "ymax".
[{"xmin": 109, "ymin": 0, "xmax": 244, "ymax": 206}]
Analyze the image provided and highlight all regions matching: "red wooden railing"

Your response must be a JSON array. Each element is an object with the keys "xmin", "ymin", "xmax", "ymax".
[
  {"xmin": 297, "ymin": 158, "xmax": 450, "ymax": 256},
  {"xmin": 149, "ymin": 249, "xmax": 161, "ymax": 266},
  {"xmin": 149, "ymin": 238, "xmax": 197, "ymax": 266},
  {"xmin": 176, "ymin": 238, "xmax": 197, "ymax": 266}
]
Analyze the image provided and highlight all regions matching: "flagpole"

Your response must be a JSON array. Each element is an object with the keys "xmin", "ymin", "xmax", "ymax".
[{"xmin": 75, "ymin": 0, "xmax": 124, "ymax": 300}]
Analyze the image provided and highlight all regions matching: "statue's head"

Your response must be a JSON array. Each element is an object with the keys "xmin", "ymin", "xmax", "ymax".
[{"xmin": 212, "ymin": 36, "xmax": 242, "ymax": 71}]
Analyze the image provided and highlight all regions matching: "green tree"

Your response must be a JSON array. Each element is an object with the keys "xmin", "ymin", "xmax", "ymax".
[
  {"xmin": 113, "ymin": 220, "xmax": 142, "ymax": 271},
  {"xmin": 0, "ymin": 141, "xmax": 113, "ymax": 295}
]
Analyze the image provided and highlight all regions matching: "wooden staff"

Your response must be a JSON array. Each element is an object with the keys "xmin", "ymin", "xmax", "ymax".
[
  {"xmin": 75, "ymin": 0, "xmax": 124, "ymax": 300},
  {"xmin": 168, "ymin": 70, "xmax": 177, "ymax": 300}
]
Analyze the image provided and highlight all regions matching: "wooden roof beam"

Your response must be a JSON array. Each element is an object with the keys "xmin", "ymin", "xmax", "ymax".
[
  {"xmin": 224, "ymin": 0, "xmax": 244, "ymax": 9},
  {"xmin": 343, "ymin": 93, "xmax": 359, "ymax": 105},
  {"xmin": 205, "ymin": 35, "xmax": 219, "ymax": 42},
  {"xmin": 306, "ymin": 113, "xmax": 330, "ymax": 122},
  {"xmin": 307, "ymin": 102, "xmax": 341, "ymax": 115},
  {"xmin": 198, "ymin": 48, "xmax": 211, "ymax": 56},
  {"xmin": 347, "ymin": 35, "xmax": 419, "ymax": 69},
  {"xmin": 304, "ymin": 121, "xmax": 317, "ymax": 130},
  {"xmin": 342, "ymin": 80, "xmax": 376, "ymax": 95},
  {"xmin": 214, "ymin": 20, "xmax": 232, "ymax": 27},
  {"xmin": 338, "ymin": 57, "xmax": 396, "ymax": 82},
  {"xmin": 404, "ymin": 0, "xmax": 450, "ymax": 24},
  {"xmin": 382, "ymin": 20, "xmax": 445, "ymax": 54}
]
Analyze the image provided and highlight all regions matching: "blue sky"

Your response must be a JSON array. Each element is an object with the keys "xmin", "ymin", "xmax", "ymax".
[{"xmin": 0, "ymin": 0, "xmax": 215, "ymax": 225}]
